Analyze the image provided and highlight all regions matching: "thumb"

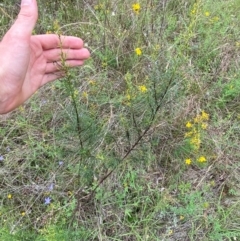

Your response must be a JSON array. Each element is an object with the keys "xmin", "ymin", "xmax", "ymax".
[{"xmin": 12, "ymin": 0, "xmax": 38, "ymax": 37}]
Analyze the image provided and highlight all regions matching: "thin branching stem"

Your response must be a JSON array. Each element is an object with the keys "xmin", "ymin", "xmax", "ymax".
[{"xmin": 89, "ymin": 68, "xmax": 176, "ymax": 197}]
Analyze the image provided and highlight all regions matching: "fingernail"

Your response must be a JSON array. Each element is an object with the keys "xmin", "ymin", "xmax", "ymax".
[{"xmin": 21, "ymin": 0, "xmax": 32, "ymax": 6}]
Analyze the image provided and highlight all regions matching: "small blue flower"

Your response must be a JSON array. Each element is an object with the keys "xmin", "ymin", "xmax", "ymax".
[
  {"xmin": 44, "ymin": 197, "xmax": 51, "ymax": 205},
  {"xmin": 58, "ymin": 161, "xmax": 64, "ymax": 166},
  {"xmin": 0, "ymin": 155, "xmax": 4, "ymax": 161},
  {"xmin": 48, "ymin": 183, "xmax": 54, "ymax": 191},
  {"xmin": 41, "ymin": 99, "xmax": 47, "ymax": 106}
]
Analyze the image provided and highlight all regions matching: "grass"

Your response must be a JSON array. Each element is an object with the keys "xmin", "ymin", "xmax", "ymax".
[{"xmin": 1, "ymin": 0, "xmax": 240, "ymax": 240}]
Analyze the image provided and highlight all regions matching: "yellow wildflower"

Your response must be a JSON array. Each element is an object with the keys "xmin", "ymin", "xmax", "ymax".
[
  {"xmin": 138, "ymin": 85, "xmax": 147, "ymax": 93},
  {"xmin": 135, "ymin": 47, "xmax": 142, "ymax": 56},
  {"xmin": 185, "ymin": 159, "xmax": 192, "ymax": 165},
  {"xmin": 198, "ymin": 156, "xmax": 206, "ymax": 163},
  {"xmin": 180, "ymin": 215, "xmax": 185, "ymax": 220},
  {"xmin": 205, "ymin": 11, "xmax": 210, "ymax": 17},
  {"xmin": 132, "ymin": 3, "xmax": 141, "ymax": 14},
  {"xmin": 185, "ymin": 128, "xmax": 197, "ymax": 138},
  {"xmin": 7, "ymin": 194, "xmax": 12, "ymax": 199},
  {"xmin": 194, "ymin": 111, "xmax": 209, "ymax": 123},
  {"xmin": 186, "ymin": 121, "xmax": 193, "ymax": 128},
  {"xmin": 21, "ymin": 212, "xmax": 26, "ymax": 217},
  {"xmin": 201, "ymin": 111, "xmax": 209, "ymax": 121}
]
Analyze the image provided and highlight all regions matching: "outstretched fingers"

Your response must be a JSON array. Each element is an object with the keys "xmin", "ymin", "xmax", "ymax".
[
  {"xmin": 35, "ymin": 34, "xmax": 90, "ymax": 86},
  {"xmin": 44, "ymin": 48, "xmax": 90, "ymax": 63},
  {"xmin": 45, "ymin": 60, "xmax": 85, "ymax": 74},
  {"xmin": 34, "ymin": 34, "xmax": 85, "ymax": 50},
  {"xmin": 42, "ymin": 59, "xmax": 84, "ymax": 85}
]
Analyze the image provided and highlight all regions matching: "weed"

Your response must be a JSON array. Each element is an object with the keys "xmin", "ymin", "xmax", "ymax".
[{"xmin": 1, "ymin": 0, "xmax": 240, "ymax": 240}]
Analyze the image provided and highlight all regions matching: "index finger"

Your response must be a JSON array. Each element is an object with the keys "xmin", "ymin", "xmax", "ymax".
[{"xmin": 33, "ymin": 34, "xmax": 84, "ymax": 50}]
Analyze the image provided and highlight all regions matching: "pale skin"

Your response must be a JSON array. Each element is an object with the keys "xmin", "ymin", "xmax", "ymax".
[{"xmin": 0, "ymin": 0, "xmax": 90, "ymax": 114}]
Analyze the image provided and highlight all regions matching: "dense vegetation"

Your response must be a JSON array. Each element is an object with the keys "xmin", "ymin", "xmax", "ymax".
[{"xmin": 1, "ymin": 0, "xmax": 240, "ymax": 240}]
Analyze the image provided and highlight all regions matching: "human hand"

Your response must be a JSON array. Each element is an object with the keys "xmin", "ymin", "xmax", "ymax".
[{"xmin": 0, "ymin": 0, "xmax": 90, "ymax": 114}]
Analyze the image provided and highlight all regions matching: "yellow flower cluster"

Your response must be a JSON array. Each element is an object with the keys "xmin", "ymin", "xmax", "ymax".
[
  {"xmin": 185, "ymin": 110, "xmax": 209, "ymax": 148},
  {"xmin": 194, "ymin": 110, "xmax": 209, "ymax": 123},
  {"xmin": 185, "ymin": 155, "xmax": 207, "ymax": 165},
  {"xmin": 185, "ymin": 126, "xmax": 201, "ymax": 150},
  {"xmin": 204, "ymin": 13, "xmax": 220, "ymax": 23},
  {"xmin": 190, "ymin": 2, "xmax": 200, "ymax": 16},
  {"xmin": 184, "ymin": 111, "xmax": 209, "ymax": 166}
]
